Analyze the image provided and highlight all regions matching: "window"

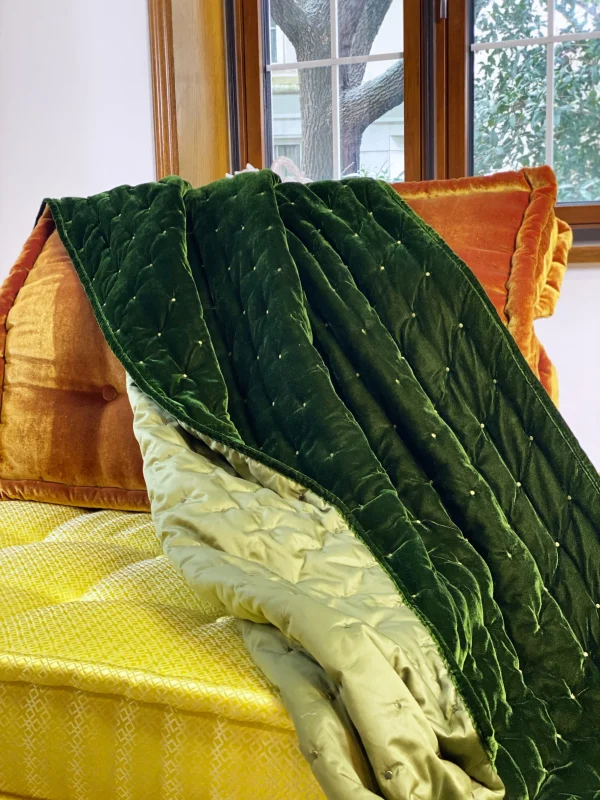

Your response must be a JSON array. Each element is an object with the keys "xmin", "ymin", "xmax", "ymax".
[
  {"xmin": 471, "ymin": 1, "xmax": 600, "ymax": 205},
  {"xmin": 270, "ymin": 21, "xmax": 278, "ymax": 63},
  {"xmin": 265, "ymin": 0, "xmax": 409, "ymax": 181},
  {"xmin": 274, "ymin": 143, "xmax": 302, "ymax": 162},
  {"xmin": 151, "ymin": 0, "xmax": 599, "ymax": 244}
]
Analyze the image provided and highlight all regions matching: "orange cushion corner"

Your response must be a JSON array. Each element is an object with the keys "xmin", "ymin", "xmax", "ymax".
[
  {"xmin": 392, "ymin": 166, "xmax": 571, "ymax": 401},
  {"xmin": 0, "ymin": 210, "xmax": 149, "ymax": 512}
]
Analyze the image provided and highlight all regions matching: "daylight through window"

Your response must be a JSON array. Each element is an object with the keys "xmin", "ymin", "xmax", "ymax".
[
  {"xmin": 472, "ymin": 0, "xmax": 600, "ymax": 203},
  {"xmin": 266, "ymin": 0, "xmax": 404, "ymax": 181}
]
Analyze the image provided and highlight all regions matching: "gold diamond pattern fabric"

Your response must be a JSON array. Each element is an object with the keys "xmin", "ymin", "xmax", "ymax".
[{"xmin": 0, "ymin": 500, "xmax": 323, "ymax": 800}]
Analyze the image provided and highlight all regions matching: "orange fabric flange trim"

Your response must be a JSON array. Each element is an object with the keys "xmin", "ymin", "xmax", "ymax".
[
  {"xmin": 0, "ymin": 476, "xmax": 150, "ymax": 512},
  {"xmin": 0, "ymin": 207, "xmax": 55, "ymax": 422}
]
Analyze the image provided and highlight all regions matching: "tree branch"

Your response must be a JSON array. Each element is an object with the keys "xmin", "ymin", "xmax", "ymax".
[
  {"xmin": 305, "ymin": 0, "xmax": 330, "ymax": 20},
  {"xmin": 340, "ymin": 59, "xmax": 405, "ymax": 132},
  {"xmin": 269, "ymin": 0, "xmax": 310, "ymax": 48},
  {"xmin": 473, "ymin": 0, "xmax": 486, "ymax": 19},
  {"xmin": 338, "ymin": 0, "xmax": 369, "ymax": 58},
  {"xmin": 340, "ymin": 0, "xmax": 393, "ymax": 91}
]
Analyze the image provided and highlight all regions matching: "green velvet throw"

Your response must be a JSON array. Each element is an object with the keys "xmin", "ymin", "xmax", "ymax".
[{"xmin": 47, "ymin": 170, "xmax": 600, "ymax": 799}]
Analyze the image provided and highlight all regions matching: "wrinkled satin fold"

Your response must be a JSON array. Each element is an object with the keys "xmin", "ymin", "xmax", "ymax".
[{"xmin": 129, "ymin": 377, "xmax": 504, "ymax": 800}]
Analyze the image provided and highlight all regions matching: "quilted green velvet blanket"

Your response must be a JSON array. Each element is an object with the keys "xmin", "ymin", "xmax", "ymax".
[{"xmin": 47, "ymin": 171, "xmax": 600, "ymax": 800}]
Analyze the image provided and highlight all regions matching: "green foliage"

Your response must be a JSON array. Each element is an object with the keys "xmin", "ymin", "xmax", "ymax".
[
  {"xmin": 473, "ymin": 1, "xmax": 600, "ymax": 202},
  {"xmin": 554, "ymin": 38, "xmax": 600, "ymax": 201}
]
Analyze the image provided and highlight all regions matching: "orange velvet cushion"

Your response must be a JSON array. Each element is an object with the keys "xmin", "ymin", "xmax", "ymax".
[
  {"xmin": 0, "ymin": 207, "xmax": 149, "ymax": 510},
  {"xmin": 392, "ymin": 166, "xmax": 572, "ymax": 403},
  {"xmin": 0, "ymin": 171, "xmax": 571, "ymax": 511}
]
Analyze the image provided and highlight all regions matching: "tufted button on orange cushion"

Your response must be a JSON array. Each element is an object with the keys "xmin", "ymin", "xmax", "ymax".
[
  {"xmin": 101, "ymin": 384, "xmax": 118, "ymax": 402},
  {"xmin": 0, "ymin": 208, "xmax": 149, "ymax": 511}
]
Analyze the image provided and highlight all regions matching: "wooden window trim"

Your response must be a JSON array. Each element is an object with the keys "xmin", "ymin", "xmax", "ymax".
[
  {"xmin": 446, "ymin": 0, "xmax": 471, "ymax": 179},
  {"xmin": 230, "ymin": 0, "xmax": 266, "ymax": 169},
  {"xmin": 148, "ymin": 0, "xmax": 231, "ymax": 186},
  {"xmin": 435, "ymin": 0, "xmax": 470, "ymax": 179},
  {"xmin": 150, "ymin": 0, "xmax": 599, "ymax": 227},
  {"xmin": 403, "ymin": 0, "xmax": 428, "ymax": 181},
  {"xmin": 149, "ymin": 0, "xmax": 179, "ymax": 178},
  {"xmin": 569, "ymin": 246, "xmax": 600, "ymax": 265},
  {"xmin": 556, "ymin": 204, "xmax": 600, "ymax": 229},
  {"xmin": 151, "ymin": 0, "xmax": 429, "ymax": 182}
]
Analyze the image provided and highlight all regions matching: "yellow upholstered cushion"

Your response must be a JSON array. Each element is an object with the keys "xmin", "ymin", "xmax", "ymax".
[{"xmin": 0, "ymin": 500, "xmax": 323, "ymax": 800}]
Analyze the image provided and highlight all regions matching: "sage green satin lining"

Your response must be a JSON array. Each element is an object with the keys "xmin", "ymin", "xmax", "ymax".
[{"xmin": 128, "ymin": 378, "xmax": 504, "ymax": 800}]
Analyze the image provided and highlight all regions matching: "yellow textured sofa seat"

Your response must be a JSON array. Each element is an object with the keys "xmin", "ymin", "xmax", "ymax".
[{"xmin": 0, "ymin": 500, "xmax": 323, "ymax": 800}]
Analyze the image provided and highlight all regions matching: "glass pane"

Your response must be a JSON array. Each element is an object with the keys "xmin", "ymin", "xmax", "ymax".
[
  {"xmin": 268, "ymin": 2, "xmax": 329, "ymax": 64},
  {"xmin": 473, "ymin": 0, "xmax": 547, "ymax": 44},
  {"xmin": 554, "ymin": 39, "xmax": 600, "ymax": 202},
  {"xmin": 340, "ymin": 59, "xmax": 404, "ymax": 180},
  {"xmin": 555, "ymin": 1, "xmax": 600, "ymax": 34},
  {"xmin": 473, "ymin": 45, "xmax": 546, "ymax": 174},
  {"xmin": 338, "ymin": 0, "xmax": 403, "ymax": 57},
  {"xmin": 271, "ymin": 66, "xmax": 333, "ymax": 180}
]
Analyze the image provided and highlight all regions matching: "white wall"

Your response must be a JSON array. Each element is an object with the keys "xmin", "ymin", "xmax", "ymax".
[
  {"xmin": 0, "ymin": 0, "xmax": 155, "ymax": 276},
  {"xmin": 536, "ymin": 268, "xmax": 600, "ymax": 469}
]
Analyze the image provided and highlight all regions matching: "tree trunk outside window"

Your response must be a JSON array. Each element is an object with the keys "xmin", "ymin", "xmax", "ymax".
[{"xmin": 270, "ymin": 0, "xmax": 404, "ymax": 179}]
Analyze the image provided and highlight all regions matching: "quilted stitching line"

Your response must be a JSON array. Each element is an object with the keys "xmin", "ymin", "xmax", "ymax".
[{"xmin": 0, "ymin": 651, "xmax": 287, "ymax": 725}]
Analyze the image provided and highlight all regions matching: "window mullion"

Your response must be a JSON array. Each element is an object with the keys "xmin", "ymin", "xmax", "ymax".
[
  {"xmin": 330, "ymin": 0, "xmax": 341, "ymax": 179},
  {"xmin": 471, "ymin": 30, "xmax": 600, "ymax": 53},
  {"xmin": 266, "ymin": 52, "xmax": 403, "ymax": 71}
]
